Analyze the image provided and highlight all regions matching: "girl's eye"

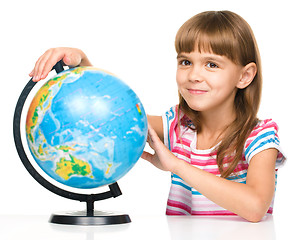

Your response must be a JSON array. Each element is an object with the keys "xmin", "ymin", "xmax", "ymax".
[
  {"xmin": 206, "ymin": 62, "xmax": 218, "ymax": 68},
  {"xmin": 180, "ymin": 60, "xmax": 192, "ymax": 66}
]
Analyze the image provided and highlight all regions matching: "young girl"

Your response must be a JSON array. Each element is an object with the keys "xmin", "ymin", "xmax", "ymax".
[{"xmin": 30, "ymin": 11, "xmax": 285, "ymax": 222}]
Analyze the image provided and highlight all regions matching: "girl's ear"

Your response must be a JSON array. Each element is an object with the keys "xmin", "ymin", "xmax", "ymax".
[{"xmin": 236, "ymin": 62, "xmax": 257, "ymax": 89}]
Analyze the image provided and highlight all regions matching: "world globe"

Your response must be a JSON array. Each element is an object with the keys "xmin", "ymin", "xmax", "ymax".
[{"xmin": 25, "ymin": 66, "xmax": 148, "ymax": 189}]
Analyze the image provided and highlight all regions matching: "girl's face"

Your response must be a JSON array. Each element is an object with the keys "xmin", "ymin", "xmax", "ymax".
[{"xmin": 176, "ymin": 50, "xmax": 244, "ymax": 115}]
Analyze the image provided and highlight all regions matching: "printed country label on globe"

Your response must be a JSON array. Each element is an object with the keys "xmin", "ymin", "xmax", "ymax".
[{"xmin": 26, "ymin": 67, "xmax": 148, "ymax": 189}]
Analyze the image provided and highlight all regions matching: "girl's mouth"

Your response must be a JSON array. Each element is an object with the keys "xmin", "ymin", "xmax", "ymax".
[{"xmin": 188, "ymin": 89, "xmax": 208, "ymax": 95}]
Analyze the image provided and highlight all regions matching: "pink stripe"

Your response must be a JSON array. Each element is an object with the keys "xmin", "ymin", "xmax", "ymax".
[
  {"xmin": 175, "ymin": 138, "xmax": 192, "ymax": 146},
  {"xmin": 166, "ymin": 209, "xmax": 188, "ymax": 215},
  {"xmin": 172, "ymin": 147, "xmax": 191, "ymax": 158},
  {"xmin": 167, "ymin": 209, "xmax": 273, "ymax": 216},
  {"xmin": 256, "ymin": 119, "xmax": 277, "ymax": 131},
  {"xmin": 277, "ymin": 152, "xmax": 283, "ymax": 159},
  {"xmin": 233, "ymin": 163, "xmax": 249, "ymax": 172},
  {"xmin": 169, "ymin": 109, "xmax": 178, "ymax": 151},
  {"xmin": 191, "ymin": 158, "xmax": 217, "ymax": 166},
  {"xmin": 267, "ymin": 207, "xmax": 273, "ymax": 214},
  {"xmin": 261, "ymin": 120, "xmax": 277, "ymax": 130},
  {"xmin": 167, "ymin": 199, "xmax": 191, "ymax": 214},
  {"xmin": 191, "ymin": 210, "xmax": 236, "ymax": 215},
  {"xmin": 172, "ymin": 148, "xmax": 218, "ymax": 165}
]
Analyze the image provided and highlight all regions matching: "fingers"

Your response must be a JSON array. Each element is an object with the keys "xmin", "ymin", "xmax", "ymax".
[
  {"xmin": 147, "ymin": 123, "xmax": 160, "ymax": 146},
  {"xmin": 141, "ymin": 151, "xmax": 153, "ymax": 162},
  {"xmin": 29, "ymin": 47, "xmax": 83, "ymax": 82},
  {"xmin": 141, "ymin": 151, "xmax": 162, "ymax": 170},
  {"xmin": 30, "ymin": 48, "xmax": 62, "ymax": 82},
  {"xmin": 32, "ymin": 50, "xmax": 52, "ymax": 81}
]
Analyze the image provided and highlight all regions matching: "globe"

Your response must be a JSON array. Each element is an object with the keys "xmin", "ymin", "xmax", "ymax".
[{"xmin": 25, "ymin": 66, "xmax": 148, "ymax": 189}]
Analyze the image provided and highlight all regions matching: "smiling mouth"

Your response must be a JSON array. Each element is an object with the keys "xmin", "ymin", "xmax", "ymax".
[{"xmin": 188, "ymin": 89, "xmax": 208, "ymax": 95}]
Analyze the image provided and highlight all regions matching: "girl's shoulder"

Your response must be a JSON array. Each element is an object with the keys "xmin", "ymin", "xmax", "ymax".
[
  {"xmin": 251, "ymin": 119, "xmax": 278, "ymax": 134},
  {"xmin": 244, "ymin": 119, "xmax": 286, "ymax": 167},
  {"xmin": 245, "ymin": 119, "xmax": 279, "ymax": 147}
]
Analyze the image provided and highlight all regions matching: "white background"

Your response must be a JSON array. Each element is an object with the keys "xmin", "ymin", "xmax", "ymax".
[{"xmin": 1, "ymin": 0, "xmax": 298, "ymax": 237}]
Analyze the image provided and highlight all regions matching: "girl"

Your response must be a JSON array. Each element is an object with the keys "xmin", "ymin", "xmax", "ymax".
[{"xmin": 30, "ymin": 11, "xmax": 285, "ymax": 222}]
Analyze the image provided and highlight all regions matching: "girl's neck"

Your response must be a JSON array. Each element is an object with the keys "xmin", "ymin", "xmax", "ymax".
[
  {"xmin": 198, "ymin": 106, "xmax": 236, "ymax": 138},
  {"xmin": 196, "ymin": 108, "xmax": 236, "ymax": 150}
]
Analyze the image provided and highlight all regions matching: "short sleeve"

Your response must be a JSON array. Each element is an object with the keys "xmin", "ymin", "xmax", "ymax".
[
  {"xmin": 162, "ymin": 106, "xmax": 178, "ymax": 151},
  {"xmin": 244, "ymin": 119, "xmax": 286, "ymax": 168}
]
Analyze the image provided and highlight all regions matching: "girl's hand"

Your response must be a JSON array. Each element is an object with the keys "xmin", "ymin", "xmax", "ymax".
[
  {"xmin": 29, "ymin": 47, "xmax": 92, "ymax": 82},
  {"xmin": 141, "ymin": 123, "xmax": 180, "ymax": 173}
]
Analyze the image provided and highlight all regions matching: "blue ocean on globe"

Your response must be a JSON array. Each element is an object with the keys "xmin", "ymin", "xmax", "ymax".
[{"xmin": 26, "ymin": 67, "xmax": 148, "ymax": 189}]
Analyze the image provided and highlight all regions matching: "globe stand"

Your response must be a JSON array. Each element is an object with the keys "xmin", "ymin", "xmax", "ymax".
[
  {"xmin": 13, "ymin": 61, "xmax": 131, "ymax": 225},
  {"xmin": 49, "ymin": 183, "xmax": 131, "ymax": 225}
]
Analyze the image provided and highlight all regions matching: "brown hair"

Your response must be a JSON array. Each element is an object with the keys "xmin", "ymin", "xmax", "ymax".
[{"xmin": 175, "ymin": 11, "xmax": 262, "ymax": 178}]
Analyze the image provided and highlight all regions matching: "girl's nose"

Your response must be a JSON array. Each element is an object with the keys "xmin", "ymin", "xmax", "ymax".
[{"xmin": 188, "ymin": 65, "xmax": 204, "ymax": 83}]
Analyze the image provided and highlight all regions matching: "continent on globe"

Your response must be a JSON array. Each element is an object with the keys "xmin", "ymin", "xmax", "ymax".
[
  {"xmin": 26, "ymin": 67, "xmax": 148, "ymax": 189},
  {"xmin": 55, "ymin": 155, "xmax": 93, "ymax": 180},
  {"xmin": 26, "ymin": 71, "xmax": 70, "ymax": 143}
]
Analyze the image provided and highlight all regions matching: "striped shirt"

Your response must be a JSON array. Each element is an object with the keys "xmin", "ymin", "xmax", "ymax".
[{"xmin": 163, "ymin": 106, "xmax": 286, "ymax": 215}]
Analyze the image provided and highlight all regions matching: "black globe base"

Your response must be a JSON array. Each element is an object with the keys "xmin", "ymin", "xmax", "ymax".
[
  {"xmin": 49, "ymin": 188, "xmax": 131, "ymax": 226},
  {"xmin": 50, "ymin": 210, "xmax": 131, "ymax": 225}
]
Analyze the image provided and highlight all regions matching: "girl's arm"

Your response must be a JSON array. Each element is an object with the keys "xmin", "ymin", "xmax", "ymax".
[
  {"xmin": 29, "ymin": 47, "xmax": 92, "ymax": 82},
  {"xmin": 175, "ymin": 148, "xmax": 277, "ymax": 222},
  {"xmin": 147, "ymin": 115, "xmax": 163, "ymax": 141},
  {"xmin": 142, "ymin": 124, "xmax": 277, "ymax": 222}
]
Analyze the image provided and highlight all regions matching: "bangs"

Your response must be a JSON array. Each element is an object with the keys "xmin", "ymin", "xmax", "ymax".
[{"xmin": 175, "ymin": 11, "xmax": 251, "ymax": 65}]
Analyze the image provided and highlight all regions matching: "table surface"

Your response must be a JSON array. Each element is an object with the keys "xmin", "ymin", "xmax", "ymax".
[{"xmin": 0, "ymin": 213, "xmax": 292, "ymax": 240}]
